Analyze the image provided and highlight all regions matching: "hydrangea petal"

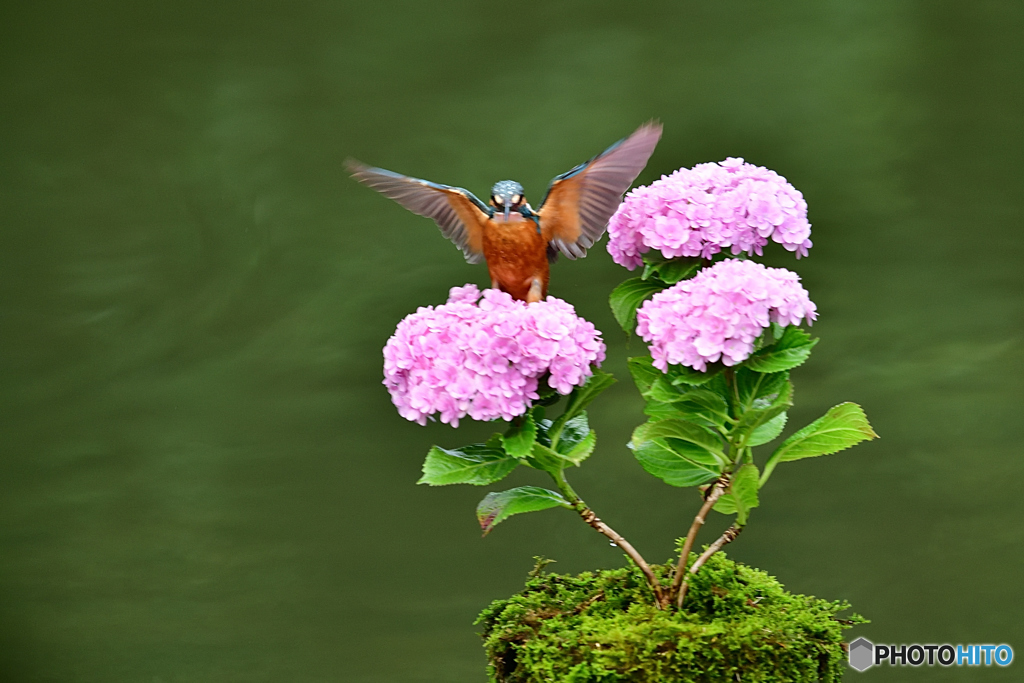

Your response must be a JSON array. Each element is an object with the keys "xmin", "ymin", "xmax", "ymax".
[
  {"xmin": 636, "ymin": 259, "xmax": 816, "ymax": 372},
  {"xmin": 383, "ymin": 286, "xmax": 606, "ymax": 425},
  {"xmin": 607, "ymin": 158, "xmax": 812, "ymax": 268}
]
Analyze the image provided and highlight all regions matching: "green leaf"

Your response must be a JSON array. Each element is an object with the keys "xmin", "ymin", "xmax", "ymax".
[
  {"xmin": 640, "ymin": 249, "xmax": 673, "ymax": 275},
  {"xmin": 704, "ymin": 372, "xmax": 730, "ymax": 398},
  {"xmin": 640, "ymin": 252, "xmax": 706, "ymax": 284},
  {"xmin": 631, "ymin": 439, "xmax": 721, "ymax": 487},
  {"xmin": 647, "ymin": 380, "xmax": 731, "ymax": 428},
  {"xmin": 633, "ymin": 419, "xmax": 725, "ymax": 454},
  {"xmin": 668, "ymin": 363, "xmax": 721, "ymax": 386},
  {"xmin": 744, "ymin": 326, "xmax": 818, "ymax": 373},
  {"xmin": 525, "ymin": 442, "xmax": 569, "ymax": 474},
  {"xmin": 534, "ymin": 417, "xmax": 553, "ymax": 447},
  {"xmin": 632, "ymin": 419, "xmax": 727, "ymax": 471},
  {"xmin": 476, "ymin": 486, "xmax": 570, "ymax": 535},
  {"xmin": 731, "ymin": 464, "xmax": 760, "ymax": 525},
  {"xmin": 628, "ymin": 354, "xmax": 722, "ymax": 400},
  {"xmin": 733, "ymin": 380, "xmax": 793, "ymax": 448},
  {"xmin": 418, "ymin": 444, "xmax": 519, "ymax": 486},
  {"xmin": 555, "ymin": 413, "xmax": 596, "ymax": 465},
  {"xmin": 712, "ymin": 464, "xmax": 760, "ymax": 523},
  {"xmin": 556, "ymin": 413, "xmax": 589, "ymax": 453},
  {"xmin": 646, "ymin": 377, "xmax": 681, "ymax": 403},
  {"xmin": 642, "ymin": 257, "xmax": 703, "ymax": 284},
  {"xmin": 627, "ymin": 356, "xmax": 662, "ymax": 395},
  {"xmin": 609, "ymin": 278, "xmax": 667, "ymax": 333},
  {"xmin": 526, "ymin": 411, "xmax": 597, "ymax": 471},
  {"xmin": 564, "ymin": 430, "xmax": 596, "ymax": 465},
  {"xmin": 735, "ymin": 368, "xmax": 790, "ymax": 409},
  {"xmin": 643, "ymin": 400, "xmax": 682, "ymax": 421},
  {"xmin": 501, "ymin": 413, "xmax": 537, "ymax": 458},
  {"xmin": 747, "ymin": 411, "xmax": 787, "ymax": 447},
  {"xmin": 550, "ymin": 368, "xmax": 616, "ymax": 442},
  {"xmin": 533, "ymin": 381, "xmax": 562, "ymax": 407},
  {"xmin": 771, "ymin": 403, "xmax": 878, "ymax": 464},
  {"xmin": 712, "ymin": 494, "xmax": 736, "ymax": 515}
]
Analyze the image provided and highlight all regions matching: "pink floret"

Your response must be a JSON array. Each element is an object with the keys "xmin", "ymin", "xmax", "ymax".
[
  {"xmin": 382, "ymin": 285, "xmax": 606, "ymax": 426},
  {"xmin": 606, "ymin": 158, "xmax": 812, "ymax": 269},
  {"xmin": 636, "ymin": 259, "xmax": 817, "ymax": 372}
]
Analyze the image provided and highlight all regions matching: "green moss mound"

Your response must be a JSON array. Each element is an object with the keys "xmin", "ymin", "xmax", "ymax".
[{"xmin": 477, "ymin": 553, "xmax": 864, "ymax": 682}]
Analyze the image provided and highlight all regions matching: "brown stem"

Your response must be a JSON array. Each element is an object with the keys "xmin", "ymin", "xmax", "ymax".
[
  {"xmin": 676, "ymin": 523, "xmax": 743, "ymax": 608},
  {"xmin": 669, "ymin": 476, "xmax": 729, "ymax": 607},
  {"xmin": 576, "ymin": 505, "xmax": 664, "ymax": 606},
  {"xmin": 552, "ymin": 469, "xmax": 664, "ymax": 605}
]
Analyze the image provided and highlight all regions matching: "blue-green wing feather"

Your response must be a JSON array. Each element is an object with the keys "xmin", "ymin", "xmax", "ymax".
[
  {"xmin": 347, "ymin": 160, "xmax": 492, "ymax": 264},
  {"xmin": 538, "ymin": 122, "xmax": 662, "ymax": 259}
]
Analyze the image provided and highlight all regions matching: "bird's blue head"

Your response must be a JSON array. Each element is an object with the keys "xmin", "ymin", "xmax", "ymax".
[{"xmin": 490, "ymin": 180, "xmax": 525, "ymax": 221}]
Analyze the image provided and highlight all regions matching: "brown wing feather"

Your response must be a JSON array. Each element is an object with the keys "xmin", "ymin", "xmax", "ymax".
[
  {"xmin": 538, "ymin": 122, "xmax": 662, "ymax": 259},
  {"xmin": 346, "ymin": 159, "xmax": 490, "ymax": 263}
]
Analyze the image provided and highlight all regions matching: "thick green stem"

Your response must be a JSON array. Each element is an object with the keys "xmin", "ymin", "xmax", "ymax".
[
  {"xmin": 725, "ymin": 367, "xmax": 739, "ymax": 415},
  {"xmin": 551, "ymin": 469, "xmax": 664, "ymax": 606},
  {"xmin": 551, "ymin": 468, "xmax": 582, "ymax": 504},
  {"xmin": 722, "ymin": 369, "xmax": 746, "ymax": 466},
  {"xmin": 759, "ymin": 456, "xmax": 780, "ymax": 487}
]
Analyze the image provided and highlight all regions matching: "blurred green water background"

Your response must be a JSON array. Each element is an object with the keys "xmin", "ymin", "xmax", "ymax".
[{"xmin": 1, "ymin": 2, "xmax": 1022, "ymax": 681}]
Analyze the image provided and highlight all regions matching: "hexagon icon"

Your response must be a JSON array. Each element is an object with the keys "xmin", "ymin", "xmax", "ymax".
[{"xmin": 849, "ymin": 637, "xmax": 874, "ymax": 672}]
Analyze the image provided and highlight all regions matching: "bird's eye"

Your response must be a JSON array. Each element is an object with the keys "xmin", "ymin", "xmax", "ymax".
[
  {"xmin": 493, "ymin": 195, "xmax": 504, "ymax": 205},
  {"xmin": 511, "ymin": 194, "xmax": 521, "ymax": 205}
]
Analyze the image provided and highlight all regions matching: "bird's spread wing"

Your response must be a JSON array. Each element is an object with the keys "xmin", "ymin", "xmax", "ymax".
[
  {"xmin": 346, "ymin": 160, "xmax": 492, "ymax": 264},
  {"xmin": 538, "ymin": 122, "xmax": 662, "ymax": 259}
]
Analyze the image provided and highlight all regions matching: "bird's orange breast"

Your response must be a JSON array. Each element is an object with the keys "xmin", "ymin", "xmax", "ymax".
[{"xmin": 482, "ymin": 215, "xmax": 549, "ymax": 302}]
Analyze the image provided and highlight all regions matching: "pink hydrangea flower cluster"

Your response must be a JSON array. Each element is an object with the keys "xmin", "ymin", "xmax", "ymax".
[
  {"xmin": 383, "ymin": 284, "xmax": 606, "ymax": 426},
  {"xmin": 607, "ymin": 157, "xmax": 812, "ymax": 269},
  {"xmin": 636, "ymin": 259, "xmax": 817, "ymax": 372}
]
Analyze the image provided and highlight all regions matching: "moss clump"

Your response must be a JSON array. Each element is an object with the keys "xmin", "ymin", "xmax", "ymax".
[{"xmin": 477, "ymin": 553, "xmax": 864, "ymax": 682}]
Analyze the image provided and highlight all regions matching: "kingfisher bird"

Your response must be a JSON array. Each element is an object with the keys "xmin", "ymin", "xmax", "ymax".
[{"xmin": 347, "ymin": 122, "xmax": 661, "ymax": 302}]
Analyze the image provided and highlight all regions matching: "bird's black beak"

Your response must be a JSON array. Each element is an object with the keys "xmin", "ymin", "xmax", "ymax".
[{"xmin": 503, "ymin": 203, "xmax": 511, "ymax": 221}]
